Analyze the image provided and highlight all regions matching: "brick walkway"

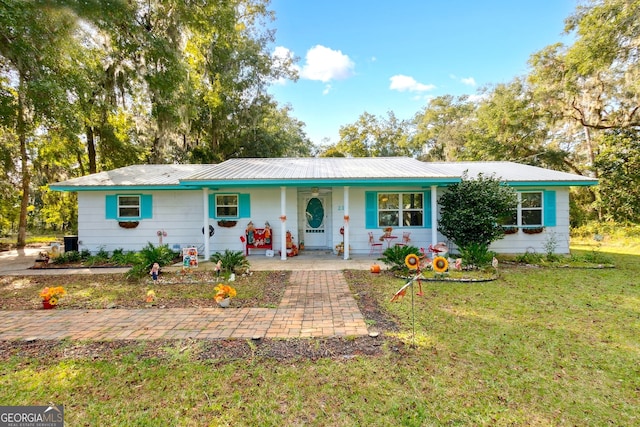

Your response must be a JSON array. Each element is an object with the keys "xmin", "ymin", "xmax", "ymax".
[{"xmin": 0, "ymin": 271, "xmax": 370, "ymax": 341}]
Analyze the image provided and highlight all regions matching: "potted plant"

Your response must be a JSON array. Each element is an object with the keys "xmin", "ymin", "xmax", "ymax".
[
  {"xmin": 213, "ymin": 284, "xmax": 237, "ymax": 308},
  {"xmin": 523, "ymin": 226, "xmax": 544, "ymax": 234},
  {"xmin": 40, "ymin": 286, "xmax": 66, "ymax": 309}
]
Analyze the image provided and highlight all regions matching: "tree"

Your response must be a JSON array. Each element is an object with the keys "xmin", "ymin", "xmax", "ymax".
[
  {"xmin": 0, "ymin": 1, "xmax": 83, "ymax": 246},
  {"xmin": 438, "ymin": 173, "xmax": 517, "ymax": 265},
  {"xmin": 335, "ymin": 111, "xmax": 414, "ymax": 157},
  {"xmin": 528, "ymin": 0, "xmax": 640, "ymax": 169},
  {"xmin": 593, "ymin": 129, "xmax": 640, "ymax": 223},
  {"xmin": 412, "ymin": 95, "xmax": 476, "ymax": 161},
  {"xmin": 466, "ymin": 79, "xmax": 557, "ymax": 165}
]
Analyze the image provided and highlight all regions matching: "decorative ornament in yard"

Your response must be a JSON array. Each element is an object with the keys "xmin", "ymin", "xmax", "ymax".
[
  {"xmin": 404, "ymin": 254, "xmax": 420, "ymax": 270},
  {"xmin": 157, "ymin": 230, "xmax": 167, "ymax": 245},
  {"xmin": 432, "ymin": 256, "xmax": 449, "ymax": 274}
]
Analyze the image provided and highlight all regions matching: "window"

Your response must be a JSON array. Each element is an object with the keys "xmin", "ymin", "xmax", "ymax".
[
  {"xmin": 502, "ymin": 191, "xmax": 543, "ymax": 227},
  {"xmin": 106, "ymin": 194, "xmax": 152, "ymax": 220},
  {"xmin": 118, "ymin": 195, "xmax": 140, "ymax": 218},
  {"xmin": 377, "ymin": 192, "xmax": 424, "ymax": 227},
  {"xmin": 216, "ymin": 194, "xmax": 238, "ymax": 218},
  {"xmin": 521, "ymin": 192, "xmax": 543, "ymax": 226}
]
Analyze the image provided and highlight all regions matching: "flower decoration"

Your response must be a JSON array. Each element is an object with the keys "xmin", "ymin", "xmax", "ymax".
[
  {"xmin": 146, "ymin": 289, "xmax": 156, "ymax": 303},
  {"xmin": 432, "ymin": 256, "xmax": 449, "ymax": 273},
  {"xmin": 213, "ymin": 284, "xmax": 237, "ymax": 303},
  {"xmin": 40, "ymin": 286, "xmax": 66, "ymax": 306},
  {"xmin": 405, "ymin": 254, "xmax": 420, "ymax": 270}
]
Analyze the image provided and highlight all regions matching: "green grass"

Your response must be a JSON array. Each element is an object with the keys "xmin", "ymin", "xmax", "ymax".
[{"xmin": 1, "ymin": 242, "xmax": 639, "ymax": 425}]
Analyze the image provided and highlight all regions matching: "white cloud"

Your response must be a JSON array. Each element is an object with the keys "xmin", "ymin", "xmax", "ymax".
[
  {"xmin": 461, "ymin": 77, "xmax": 477, "ymax": 86},
  {"xmin": 389, "ymin": 75, "xmax": 435, "ymax": 92},
  {"xmin": 450, "ymin": 74, "xmax": 477, "ymax": 87},
  {"xmin": 322, "ymin": 84, "xmax": 332, "ymax": 95},
  {"xmin": 300, "ymin": 45, "xmax": 355, "ymax": 82}
]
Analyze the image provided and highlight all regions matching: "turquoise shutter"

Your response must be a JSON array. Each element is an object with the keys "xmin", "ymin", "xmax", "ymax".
[
  {"xmin": 208, "ymin": 194, "xmax": 215, "ymax": 218},
  {"xmin": 365, "ymin": 191, "xmax": 377, "ymax": 229},
  {"xmin": 141, "ymin": 195, "xmax": 153, "ymax": 218},
  {"xmin": 105, "ymin": 195, "xmax": 117, "ymax": 219},
  {"xmin": 424, "ymin": 190, "xmax": 432, "ymax": 228},
  {"xmin": 544, "ymin": 190, "xmax": 556, "ymax": 227},
  {"xmin": 239, "ymin": 194, "xmax": 250, "ymax": 218}
]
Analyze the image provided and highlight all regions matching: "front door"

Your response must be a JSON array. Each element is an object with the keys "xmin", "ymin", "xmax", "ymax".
[{"xmin": 303, "ymin": 195, "xmax": 327, "ymax": 248}]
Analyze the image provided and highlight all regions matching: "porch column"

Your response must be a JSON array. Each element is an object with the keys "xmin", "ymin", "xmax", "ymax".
[
  {"xmin": 431, "ymin": 185, "xmax": 438, "ymax": 247},
  {"xmin": 203, "ymin": 187, "xmax": 210, "ymax": 260},
  {"xmin": 343, "ymin": 186, "xmax": 350, "ymax": 260},
  {"xmin": 280, "ymin": 186, "xmax": 287, "ymax": 261}
]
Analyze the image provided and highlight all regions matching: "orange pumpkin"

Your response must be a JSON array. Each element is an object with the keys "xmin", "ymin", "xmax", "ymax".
[{"xmin": 370, "ymin": 264, "xmax": 381, "ymax": 273}]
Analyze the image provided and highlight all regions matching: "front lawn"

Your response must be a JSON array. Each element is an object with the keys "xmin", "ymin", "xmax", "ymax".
[{"xmin": 0, "ymin": 248, "xmax": 638, "ymax": 425}]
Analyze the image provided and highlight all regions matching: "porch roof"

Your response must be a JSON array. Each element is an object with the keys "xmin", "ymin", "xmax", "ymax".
[{"xmin": 49, "ymin": 157, "xmax": 598, "ymax": 191}]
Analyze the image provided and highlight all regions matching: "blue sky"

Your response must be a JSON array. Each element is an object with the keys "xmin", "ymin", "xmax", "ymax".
[{"xmin": 267, "ymin": 0, "xmax": 579, "ymax": 147}]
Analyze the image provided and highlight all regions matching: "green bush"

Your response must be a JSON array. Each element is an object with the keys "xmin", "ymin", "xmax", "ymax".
[
  {"xmin": 378, "ymin": 245, "xmax": 421, "ymax": 272},
  {"xmin": 53, "ymin": 250, "xmax": 82, "ymax": 264},
  {"xmin": 210, "ymin": 250, "xmax": 250, "ymax": 274},
  {"xmin": 458, "ymin": 242, "xmax": 495, "ymax": 267},
  {"xmin": 126, "ymin": 242, "xmax": 177, "ymax": 280},
  {"xmin": 438, "ymin": 172, "xmax": 517, "ymax": 250},
  {"xmin": 110, "ymin": 248, "xmax": 138, "ymax": 266}
]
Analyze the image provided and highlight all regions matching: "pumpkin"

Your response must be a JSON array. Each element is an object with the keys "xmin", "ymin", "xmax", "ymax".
[{"xmin": 370, "ymin": 264, "xmax": 381, "ymax": 273}]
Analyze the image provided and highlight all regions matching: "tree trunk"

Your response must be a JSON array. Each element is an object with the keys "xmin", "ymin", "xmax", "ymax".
[
  {"xmin": 16, "ymin": 79, "xmax": 29, "ymax": 249},
  {"xmin": 86, "ymin": 124, "xmax": 97, "ymax": 174}
]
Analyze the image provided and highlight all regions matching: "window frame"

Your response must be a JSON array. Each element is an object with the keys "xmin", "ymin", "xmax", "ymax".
[
  {"xmin": 376, "ymin": 192, "xmax": 424, "ymax": 228},
  {"xmin": 215, "ymin": 193, "xmax": 239, "ymax": 219},
  {"xmin": 502, "ymin": 191, "xmax": 544, "ymax": 228},
  {"xmin": 117, "ymin": 195, "xmax": 141, "ymax": 219}
]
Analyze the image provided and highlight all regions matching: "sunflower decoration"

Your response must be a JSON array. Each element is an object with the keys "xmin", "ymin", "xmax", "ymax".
[
  {"xmin": 404, "ymin": 253, "xmax": 420, "ymax": 270},
  {"xmin": 432, "ymin": 256, "xmax": 449, "ymax": 274}
]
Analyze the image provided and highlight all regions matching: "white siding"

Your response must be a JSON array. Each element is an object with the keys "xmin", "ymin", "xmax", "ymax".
[
  {"xmin": 76, "ymin": 186, "xmax": 571, "ymax": 256},
  {"xmin": 489, "ymin": 188, "xmax": 571, "ymax": 254}
]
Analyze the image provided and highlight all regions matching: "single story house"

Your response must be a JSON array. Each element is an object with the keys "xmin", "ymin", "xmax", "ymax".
[{"xmin": 49, "ymin": 157, "xmax": 598, "ymax": 260}]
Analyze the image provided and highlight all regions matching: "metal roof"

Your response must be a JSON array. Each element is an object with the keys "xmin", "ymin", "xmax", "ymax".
[
  {"xmin": 50, "ymin": 158, "xmax": 598, "ymax": 191},
  {"xmin": 50, "ymin": 164, "xmax": 212, "ymax": 189},
  {"xmin": 183, "ymin": 157, "xmax": 453, "ymax": 180},
  {"xmin": 425, "ymin": 161, "xmax": 598, "ymax": 186}
]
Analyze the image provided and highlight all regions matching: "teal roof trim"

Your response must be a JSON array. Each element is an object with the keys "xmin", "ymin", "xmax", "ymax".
[
  {"xmin": 179, "ymin": 177, "xmax": 462, "ymax": 188},
  {"xmin": 508, "ymin": 180, "xmax": 598, "ymax": 187},
  {"xmin": 49, "ymin": 185, "xmax": 202, "ymax": 192}
]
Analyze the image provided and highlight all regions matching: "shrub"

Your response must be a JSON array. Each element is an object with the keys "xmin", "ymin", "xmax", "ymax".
[
  {"xmin": 111, "ymin": 248, "xmax": 138, "ymax": 266},
  {"xmin": 438, "ymin": 172, "xmax": 517, "ymax": 265},
  {"xmin": 126, "ymin": 242, "xmax": 177, "ymax": 280},
  {"xmin": 210, "ymin": 250, "xmax": 250, "ymax": 274},
  {"xmin": 378, "ymin": 245, "xmax": 421, "ymax": 272},
  {"xmin": 53, "ymin": 250, "xmax": 82, "ymax": 264},
  {"xmin": 458, "ymin": 242, "xmax": 495, "ymax": 267}
]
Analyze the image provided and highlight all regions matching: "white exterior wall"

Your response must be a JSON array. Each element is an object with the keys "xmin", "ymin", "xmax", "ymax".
[
  {"xmin": 489, "ymin": 187, "xmax": 571, "ymax": 254},
  {"xmin": 76, "ymin": 186, "xmax": 571, "ymax": 256},
  {"xmin": 331, "ymin": 186, "xmax": 433, "ymax": 255},
  {"xmin": 77, "ymin": 190, "xmax": 207, "ymax": 254}
]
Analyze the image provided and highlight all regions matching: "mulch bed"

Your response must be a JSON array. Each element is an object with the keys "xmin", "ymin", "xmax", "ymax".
[{"xmin": 0, "ymin": 270, "xmax": 405, "ymax": 362}]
